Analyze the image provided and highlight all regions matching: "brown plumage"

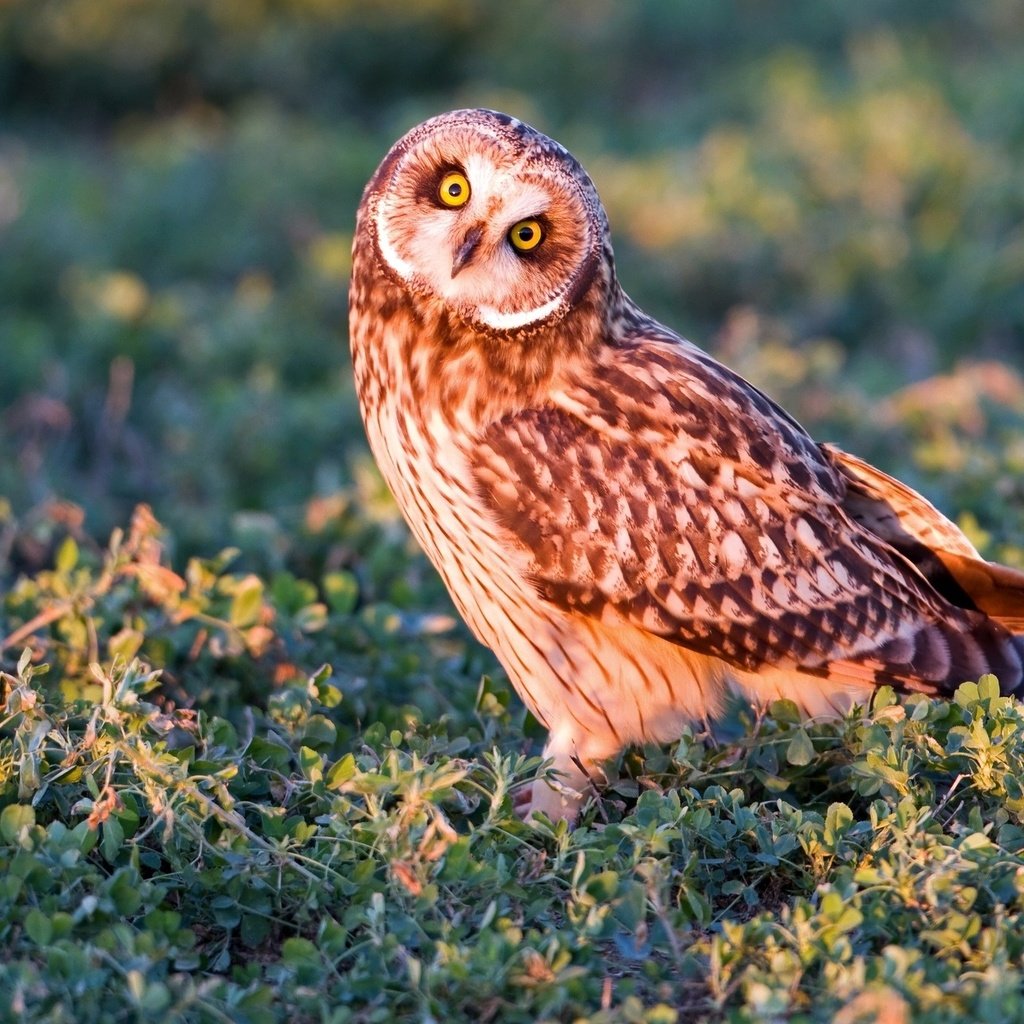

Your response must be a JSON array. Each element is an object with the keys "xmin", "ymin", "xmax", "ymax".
[{"xmin": 349, "ymin": 108, "xmax": 1024, "ymax": 820}]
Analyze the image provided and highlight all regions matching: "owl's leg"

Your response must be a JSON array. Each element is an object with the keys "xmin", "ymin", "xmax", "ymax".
[{"xmin": 517, "ymin": 727, "xmax": 614, "ymax": 823}]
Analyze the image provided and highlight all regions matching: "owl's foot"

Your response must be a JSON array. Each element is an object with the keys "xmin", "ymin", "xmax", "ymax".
[
  {"xmin": 515, "ymin": 775, "xmax": 588, "ymax": 823},
  {"xmin": 516, "ymin": 735, "xmax": 610, "ymax": 823}
]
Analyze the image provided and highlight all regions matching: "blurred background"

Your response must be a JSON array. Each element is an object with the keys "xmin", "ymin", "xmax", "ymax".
[{"xmin": 1, "ymin": 0, "xmax": 1023, "ymax": 572}]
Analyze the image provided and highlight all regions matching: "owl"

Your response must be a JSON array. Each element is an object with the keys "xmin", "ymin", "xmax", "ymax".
[{"xmin": 349, "ymin": 108, "xmax": 1024, "ymax": 821}]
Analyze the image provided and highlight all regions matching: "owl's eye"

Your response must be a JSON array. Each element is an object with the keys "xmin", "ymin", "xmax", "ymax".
[
  {"xmin": 438, "ymin": 171, "xmax": 471, "ymax": 207},
  {"xmin": 509, "ymin": 219, "xmax": 544, "ymax": 253}
]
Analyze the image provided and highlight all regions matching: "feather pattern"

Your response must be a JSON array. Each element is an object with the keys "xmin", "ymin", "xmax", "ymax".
[
  {"xmin": 350, "ymin": 108, "xmax": 1024, "ymax": 820},
  {"xmin": 472, "ymin": 332, "xmax": 1024, "ymax": 694}
]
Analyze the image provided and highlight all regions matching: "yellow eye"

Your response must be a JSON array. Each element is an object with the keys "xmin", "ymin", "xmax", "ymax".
[
  {"xmin": 509, "ymin": 218, "xmax": 544, "ymax": 252},
  {"xmin": 438, "ymin": 171, "xmax": 470, "ymax": 207}
]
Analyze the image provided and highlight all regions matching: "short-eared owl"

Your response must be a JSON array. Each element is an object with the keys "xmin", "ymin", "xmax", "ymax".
[{"xmin": 349, "ymin": 108, "xmax": 1024, "ymax": 821}]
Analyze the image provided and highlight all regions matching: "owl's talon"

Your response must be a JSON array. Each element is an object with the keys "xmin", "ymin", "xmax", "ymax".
[{"xmin": 516, "ymin": 777, "xmax": 586, "ymax": 825}]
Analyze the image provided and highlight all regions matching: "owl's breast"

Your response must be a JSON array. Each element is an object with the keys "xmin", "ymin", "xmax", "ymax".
[{"xmin": 353, "ymin": 317, "xmax": 530, "ymax": 655}]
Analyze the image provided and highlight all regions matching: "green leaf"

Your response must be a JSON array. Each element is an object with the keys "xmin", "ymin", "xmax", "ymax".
[
  {"xmin": 282, "ymin": 937, "xmax": 319, "ymax": 966},
  {"xmin": 140, "ymin": 983, "xmax": 171, "ymax": 1014},
  {"xmin": 303, "ymin": 714, "xmax": 338, "ymax": 749},
  {"xmin": 323, "ymin": 570, "xmax": 359, "ymax": 615},
  {"xmin": 230, "ymin": 574, "xmax": 264, "ymax": 628},
  {"xmin": 299, "ymin": 745, "xmax": 323, "ymax": 783},
  {"xmin": 955, "ymin": 681, "xmax": 981, "ymax": 709},
  {"xmin": 769, "ymin": 699, "xmax": 802, "ymax": 725},
  {"xmin": 55, "ymin": 536, "xmax": 79, "ymax": 573},
  {"xmin": 326, "ymin": 753, "xmax": 357, "ymax": 790},
  {"xmin": 1, "ymin": 804, "xmax": 36, "ymax": 843},
  {"xmin": 295, "ymin": 602, "xmax": 328, "ymax": 632},
  {"xmin": 101, "ymin": 816, "xmax": 125, "ymax": 864},
  {"xmin": 646, "ymin": 1006, "xmax": 678, "ymax": 1024},
  {"xmin": 585, "ymin": 870, "xmax": 620, "ymax": 901},
  {"xmin": 110, "ymin": 868, "xmax": 143, "ymax": 915},
  {"xmin": 109, "ymin": 627, "xmax": 144, "ymax": 662},
  {"xmin": 241, "ymin": 913, "xmax": 271, "ymax": 948},
  {"xmin": 25, "ymin": 908, "xmax": 53, "ymax": 945},
  {"xmin": 786, "ymin": 729, "xmax": 815, "ymax": 766},
  {"xmin": 871, "ymin": 685, "xmax": 898, "ymax": 709},
  {"xmin": 826, "ymin": 802, "xmax": 853, "ymax": 834},
  {"xmin": 977, "ymin": 674, "xmax": 1000, "ymax": 701}
]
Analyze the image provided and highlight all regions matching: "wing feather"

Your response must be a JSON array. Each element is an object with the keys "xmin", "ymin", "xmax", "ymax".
[
  {"xmin": 471, "ymin": 337, "xmax": 1022, "ymax": 692},
  {"xmin": 827, "ymin": 443, "xmax": 1024, "ymax": 631}
]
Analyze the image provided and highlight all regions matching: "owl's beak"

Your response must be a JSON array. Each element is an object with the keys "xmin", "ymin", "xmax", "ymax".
[{"xmin": 451, "ymin": 225, "xmax": 483, "ymax": 278}]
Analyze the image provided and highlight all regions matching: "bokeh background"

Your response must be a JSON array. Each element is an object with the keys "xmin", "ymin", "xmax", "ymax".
[
  {"xmin": 6, "ymin": 8, "xmax": 1024, "ymax": 1018},
  {"xmin": 2, "ymin": 0, "xmax": 1023, "ymax": 571}
]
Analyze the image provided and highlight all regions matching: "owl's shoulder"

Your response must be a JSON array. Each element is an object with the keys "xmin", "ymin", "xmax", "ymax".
[{"xmin": 532, "ymin": 310, "xmax": 840, "ymax": 500}]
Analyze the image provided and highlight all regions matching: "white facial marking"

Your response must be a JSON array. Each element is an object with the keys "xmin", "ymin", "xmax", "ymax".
[
  {"xmin": 376, "ymin": 209, "xmax": 416, "ymax": 280},
  {"xmin": 374, "ymin": 130, "xmax": 591, "ymax": 333},
  {"xmin": 476, "ymin": 292, "xmax": 565, "ymax": 331}
]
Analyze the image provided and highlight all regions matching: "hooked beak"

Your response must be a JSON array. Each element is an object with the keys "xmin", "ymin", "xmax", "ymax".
[{"xmin": 451, "ymin": 224, "xmax": 483, "ymax": 278}]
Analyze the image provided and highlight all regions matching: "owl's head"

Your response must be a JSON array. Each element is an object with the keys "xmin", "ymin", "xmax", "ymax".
[{"xmin": 361, "ymin": 109, "xmax": 610, "ymax": 334}]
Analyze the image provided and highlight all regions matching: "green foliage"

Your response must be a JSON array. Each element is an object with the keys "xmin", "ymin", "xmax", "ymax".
[
  {"xmin": 2, "ymin": 3, "xmax": 1024, "ymax": 1021},
  {"xmin": 5, "ymin": 531, "xmax": 1024, "ymax": 1022}
]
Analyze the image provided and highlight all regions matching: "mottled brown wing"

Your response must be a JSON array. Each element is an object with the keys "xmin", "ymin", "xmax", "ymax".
[
  {"xmin": 827, "ymin": 443, "xmax": 1024, "ymax": 631},
  {"xmin": 824, "ymin": 444, "xmax": 981, "ymax": 558},
  {"xmin": 472, "ymin": 338, "xmax": 1014, "ymax": 690}
]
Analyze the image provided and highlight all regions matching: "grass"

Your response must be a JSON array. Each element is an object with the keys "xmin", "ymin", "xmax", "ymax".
[
  {"xmin": 2, "ymin": 1, "xmax": 1024, "ymax": 1020},
  {"xmin": 3, "ymin": 501, "xmax": 1024, "ymax": 1022}
]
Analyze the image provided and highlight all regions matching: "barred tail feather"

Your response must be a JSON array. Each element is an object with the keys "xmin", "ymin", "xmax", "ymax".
[
  {"xmin": 827, "ymin": 443, "xmax": 1024, "ymax": 693},
  {"xmin": 926, "ymin": 555, "xmax": 1024, "ymax": 692},
  {"xmin": 935, "ymin": 551, "xmax": 1024, "ymax": 632}
]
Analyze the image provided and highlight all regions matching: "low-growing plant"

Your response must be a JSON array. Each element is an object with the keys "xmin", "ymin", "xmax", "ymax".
[{"xmin": 4, "ymin": 506, "xmax": 1024, "ymax": 1022}]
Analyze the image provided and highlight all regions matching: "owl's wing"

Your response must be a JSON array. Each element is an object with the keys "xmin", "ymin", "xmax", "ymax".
[
  {"xmin": 826, "ymin": 443, "xmax": 1024, "ymax": 631},
  {"xmin": 471, "ymin": 338, "xmax": 1021, "ymax": 691}
]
